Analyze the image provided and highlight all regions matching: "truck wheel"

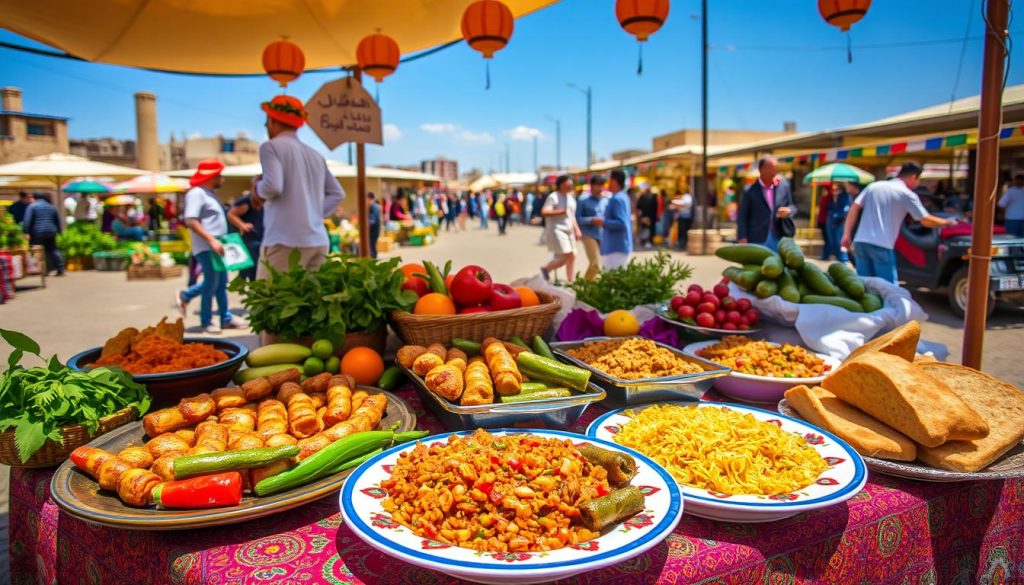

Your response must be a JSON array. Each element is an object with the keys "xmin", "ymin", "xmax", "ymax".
[{"xmin": 947, "ymin": 266, "xmax": 995, "ymax": 318}]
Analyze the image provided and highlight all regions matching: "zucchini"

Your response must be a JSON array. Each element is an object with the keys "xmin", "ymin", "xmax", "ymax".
[
  {"xmin": 777, "ymin": 237, "xmax": 806, "ymax": 270},
  {"xmin": 377, "ymin": 365, "xmax": 404, "ymax": 390},
  {"xmin": 516, "ymin": 352, "xmax": 591, "ymax": 392},
  {"xmin": 761, "ymin": 255, "xmax": 784, "ymax": 279},
  {"xmin": 828, "ymin": 262, "xmax": 866, "ymax": 299},
  {"xmin": 777, "ymin": 269, "xmax": 801, "ymax": 303},
  {"xmin": 508, "ymin": 336, "xmax": 532, "ymax": 350},
  {"xmin": 500, "ymin": 388, "xmax": 572, "ymax": 403},
  {"xmin": 755, "ymin": 279, "xmax": 779, "ymax": 299},
  {"xmin": 715, "ymin": 244, "xmax": 776, "ymax": 265},
  {"xmin": 722, "ymin": 266, "xmax": 744, "ymax": 286},
  {"xmin": 800, "ymin": 263, "xmax": 838, "ymax": 296},
  {"xmin": 173, "ymin": 445, "xmax": 299, "ymax": 479},
  {"xmin": 450, "ymin": 338, "xmax": 482, "ymax": 356},
  {"xmin": 520, "ymin": 381, "xmax": 558, "ymax": 393},
  {"xmin": 801, "ymin": 295, "xmax": 865, "ymax": 313},
  {"xmin": 859, "ymin": 292, "xmax": 883, "ymax": 312},
  {"xmin": 246, "ymin": 343, "xmax": 312, "ymax": 367},
  {"xmin": 736, "ymin": 266, "xmax": 764, "ymax": 291},
  {"xmin": 233, "ymin": 363, "xmax": 303, "ymax": 385},
  {"xmin": 797, "ymin": 281, "xmax": 812, "ymax": 300},
  {"xmin": 532, "ymin": 336, "xmax": 556, "ymax": 360}
]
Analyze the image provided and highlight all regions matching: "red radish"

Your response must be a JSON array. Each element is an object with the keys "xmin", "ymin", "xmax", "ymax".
[
  {"xmin": 739, "ymin": 315, "xmax": 751, "ymax": 326},
  {"xmin": 696, "ymin": 312, "xmax": 715, "ymax": 328},
  {"xmin": 714, "ymin": 309, "xmax": 727, "ymax": 324},
  {"xmin": 685, "ymin": 291, "xmax": 702, "ymax": 306},
  {"xmin": 721, "ymin": 296, "xmax": 736, "ymax": 309},
  {"xmin": 727, "ymin": 310, "xmax": 742, "ymax": 324},
  {"xmin": 688, "ymin": 284, "xmax": 704, "ymax": 295},
  {"xmin": 736, "ymin": 298, "xmax": 752, "ymax": 312},
  {"xmin": 670, "ymin": 296, "xmax": 686, "ymax": 311},
  {"xmin": 678, "ymin": 305, "xmax": 696, "ymax": 319},
  {"xmin": 713, "ymin": 283, "xmax": 730, "ymax": 298},
  {"xmin": 738, "ymin": 324, "xmax": 750, "ymax": 331},
  {"xmin": 745, "ymin": 309, "xmax": 760, "ymax": 326},
  {"xmin": 722, "ymin": 322, "xmax": 738, "ymax": 331},
  {"xmin": 697, "ymin": 302, "xmax": 716, "ymax": 314},
  {"xmin": 702, "ymin": 293, "xmax": 721, "ymax": 309}
]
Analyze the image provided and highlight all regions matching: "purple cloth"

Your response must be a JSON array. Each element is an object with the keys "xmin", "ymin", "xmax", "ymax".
[{"xmin": 556, "ymin": 308, "xmax": 675, "ymax": 346}]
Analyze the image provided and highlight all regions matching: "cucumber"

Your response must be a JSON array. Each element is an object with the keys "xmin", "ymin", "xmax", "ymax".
[
  {"xmin": 173, "ymin": 445, "xmax": 299, "ymax": 479},
  {"xmin": 859, "ymin": 292, "xmax": 883, "ymax": 312},
  {"xmin": 777, "ymin": 269, "xmax": 801, "ymax": 303},
  {"xmin": 722, "ymin": 266, "xmax": 744, "ymax": 286},
  {"xmin": 500, "ymin": 388, "xmax": 572, "ymax": 403},
  {"xmin": 761, "ymin": 255, "xmax": 784, "ymax": 279},
  {"xmin": 737, "ymin": 266, "xmax": 764, "ymax": 291},
  {"xmin": 520, "ymin": 381, "xmax": 558, "ymax": 393},
  {"xmin": 450, "ymin": 338, "xmax": 482, "ymax": 356},
  {"xmin": 800, "ymin": 263, "xmax": 838, "ymax": 296},
  {"xmin": 797, "ymin": 282, "xmax": 812, "ymax": 300},
  {"xmin": 246, "ymin": 343, "xmax": 312, "ymax": 367},
  {"xmin": 828, "ymin": 262, "xmax": 866, "ymax": 299},
  {"xmin": 801, "ymin": 295, "xmax": 865, "ymax": 313},
  {"xmin": 777, "ymin": 237, "xmax": 806, "ymax": 270},
  {"xmin": 233, "ymin": 363, "xmax": 303, "ymax": 385},
  {"xmin": 508, "ymin": 336, "xmax": 531, "ymax": 350},
  {"xmin": 755, "ymin": 279, "xmax": 779, "ymax": 299},
  {"xmin": 377, "ymin": 365, "xmax": 404, "ymax": 390},
  {"xmin": 532, "ymin": 336, "xmax": 556, "ymax": 360},
  {"xmin": 516, "ymin": 352, "xmax": 591, "ymax": 392},
  {"xmin": 715, "ymin": 244, "xmax": 776, "ymax": 265}
]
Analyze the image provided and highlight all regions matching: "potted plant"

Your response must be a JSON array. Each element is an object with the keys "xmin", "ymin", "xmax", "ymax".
[
  {"xmin": 229, "ymin": 252, "xmax": 417, "ymax": 355},
  {"xmin": 57, "ymin": 222, "xmax": 116, "ymax": 270}
]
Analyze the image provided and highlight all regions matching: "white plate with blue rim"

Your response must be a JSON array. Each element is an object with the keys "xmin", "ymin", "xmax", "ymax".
[
  {"xmin": 587, "ymin": 402, "xmax": 867, "ymax": 523},
  {"xmin": 339, "ymin": 428, "xmax": 683, "ymax": 585}
]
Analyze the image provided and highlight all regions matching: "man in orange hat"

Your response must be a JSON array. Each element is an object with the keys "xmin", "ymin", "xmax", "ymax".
[
  {"xmin": 252, "ymin": 95, "xmax": 345, "ymax": 277},
  {"xmin": 176, "ymin": 159, "xmax": 247, "ymax": 334}
]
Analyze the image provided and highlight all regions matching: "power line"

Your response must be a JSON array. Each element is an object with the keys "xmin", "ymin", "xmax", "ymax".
[
  {"xmin": 949, "ymin": 0, "xmax": 977, "ymax": 112},
  {"xmin": 711, "ymin": 30, "xmax": 1022, "ymax": 53}
]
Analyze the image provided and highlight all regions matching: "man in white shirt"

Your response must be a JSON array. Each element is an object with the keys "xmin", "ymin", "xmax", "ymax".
[
  {"xmin": 841, "ymin": 162, "xmax": 955, "ymax": 283},
  {"xmin": 252, "ymin": 95, "xmax": 345, "ymax": 278},
  {"xmin": 999, "ymin": 174, "xmax": 1024, "ymax": 236}
]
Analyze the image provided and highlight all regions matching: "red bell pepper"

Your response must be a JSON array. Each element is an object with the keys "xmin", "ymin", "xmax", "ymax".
[{"xmin": 152, "ymin": 472, "xmax": 243, "ymax": 509}]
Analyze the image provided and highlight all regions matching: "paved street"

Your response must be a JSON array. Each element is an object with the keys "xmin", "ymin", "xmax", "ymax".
[{"xmin": 1, "ymin": 222, "xmax": 1022, "ymax": 583}]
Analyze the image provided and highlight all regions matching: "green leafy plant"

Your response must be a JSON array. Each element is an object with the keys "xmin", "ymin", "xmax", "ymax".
[
  {"xmin": 568, "ymin": 252, "xmax": 694, "ymax": 313},
  {"xmin": 0, "ymin": 214, "xmax": 25, "ymax": 250},
  {"xmin": 0, "ymin": 328, "xmax": 151, "ymax": 463},
  {"xmin": 229, "ymin": 251, "xmax": 417, "ymax": 347},
  {"xmin": 56, "ymin": 221, "xmax": 116, "ymax": 258}
]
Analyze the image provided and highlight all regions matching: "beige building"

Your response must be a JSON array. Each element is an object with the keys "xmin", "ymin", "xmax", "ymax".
[
  {"xmin": 651, "ymin": 125, "xmax": 797, "ymax": 152},
  {"xmin": 160, "ymin": 132, "xmax": 260, "ymax": 170},
  {"xmin": 0, "ymin": 87, "xmax": 69, "ymax": 164},
  {"xmin": 69, "ymin": 137, "xmax": 137, "ymax": 166}
]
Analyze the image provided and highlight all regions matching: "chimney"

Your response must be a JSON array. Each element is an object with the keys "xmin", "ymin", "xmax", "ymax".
[
  {"xmin": 134, "ymin": 92, "xmax": 159, "ymax": 171},
  {"xmin": 1, "ymin": 87, "xmax": 23, "ymax": 112},
  {"xmin": 783, "ymin": 121, "xmax": 797, "ymax": 133}
]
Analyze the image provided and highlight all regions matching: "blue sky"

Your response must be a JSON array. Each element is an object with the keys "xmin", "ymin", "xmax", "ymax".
[{"xmin": 1, "ymin": 0, "xmax": 1021, "ymax": 173}]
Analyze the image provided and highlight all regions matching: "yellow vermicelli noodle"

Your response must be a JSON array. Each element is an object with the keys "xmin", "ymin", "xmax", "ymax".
[{"xmin": 614, "ymin": 404, "xmax": 827, "ymax": 495}]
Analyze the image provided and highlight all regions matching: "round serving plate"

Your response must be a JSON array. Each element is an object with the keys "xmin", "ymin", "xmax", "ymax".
[
  {"xmin": 587, "ymin": 401, "xmax": 866, "ymax": 523},
  {"xmin": 50, "ymin": 387, "xmax": 415, "ymax": 530},
  {"xmin": 681, "ymin": 339, "xmax": 840, "ymax": 404},
  {"xmin": 656, "ymin": 305, "xmax": 763, "ymax": 337},
  {"xmin": 777, "ymin": 399, "xmax": 1024, "ymax": 482},
  {"xmin": 340, "ymin": 429, "xmax": 683, "ymax": 585}
]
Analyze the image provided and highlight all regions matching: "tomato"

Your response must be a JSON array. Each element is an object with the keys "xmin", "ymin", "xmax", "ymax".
[
  {"xmin": 445, "ymin": 273, "xmax": 455, "ymax": 290},
  {"xmin": 714, "ymin": 309, "xmax": 727, "ymax": 325},
  {"xmin": 678, "ymin": 305, "xmax": 696, "ymax": 319},
  {"xmin": 695, "ymin": 312, "xmax": 715, "ymax": 328},
  {"xmin": 687, "ymin": 284, "xmax": 704, "ymax": 295},
  {"xmin": 400, "ymin": 263, "xmax": 429, "ymax": 298},
  {"xmin": 722, "ymin": 322, "xmax": 738, "ymax": 330},
  {"xmin": 697, "ymin": 302, "xmax": 716, "ymax": 314},
  {"xmin": 670, "ymin": 296, "xmax": 686, "ymax": 312},
  {"xmin": 721, "ymin": 296, "xmax": 736, "ymax": 310},
  {"xmin": 736, "ymin": 298, "xmax": 752, "ymax": 312},
  {"xmin": 745, "ymin": 308, "xmax": 760, "ymax": 326},
  {"xmin": 713, "ymin": 283, "xmax": 730, "ymax": 298},
  {"xmin": 488, "ymin": 284, "xmax": 522, "ymax": 311},
  {"xmin": 727, "ymin": 310, "xmax": 742, "ymax": 324},
  {"xmin": 702, "ymin": 293, "xmax": 721, "ymax": 309},
  {"xmin": 685, "ymin": 291, "xmax": 702, "ymax": 306},
  {"xmin": 449, "ymin": 265, "xmax": 494, "ymax": 306}
]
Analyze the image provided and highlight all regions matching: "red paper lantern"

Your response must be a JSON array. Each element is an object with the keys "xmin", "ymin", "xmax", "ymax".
[
  {"xmin": 818, "ymin": 0, "xmax": 871, "ymax": 32},
  {"xmin": 262, "ymin": 39, "xmax": 305, "ymax": 87},
  {"xmin": 461, "ymin": 0, "xmax": 514, "ymax": 59},
  {"xmin": 615, "ymin": 0, "xmax": 670, "ymax": 42},
  {"xmin": 357, "ymin": 33, "xmax": 401, "ymax": 83}
]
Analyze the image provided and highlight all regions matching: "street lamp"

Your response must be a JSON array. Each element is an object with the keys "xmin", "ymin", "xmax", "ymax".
[
  {"xmin": 567, "ymin": 83, "xmax": 592, "ymax": 171},
  {"xmin": 545, "ymin": 115, "xmax": 561, "ymax": 171}
]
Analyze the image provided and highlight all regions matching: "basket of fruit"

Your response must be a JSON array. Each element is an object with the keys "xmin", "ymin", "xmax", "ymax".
[{"xmin": 389, "ymin": 262, "xmax": 560, "ymax": 346}]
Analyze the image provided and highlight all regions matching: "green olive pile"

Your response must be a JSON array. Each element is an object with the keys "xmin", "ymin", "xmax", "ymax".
[{"xmin": 716, "ymin": 238, "xmax": 882, "ymax": 313}]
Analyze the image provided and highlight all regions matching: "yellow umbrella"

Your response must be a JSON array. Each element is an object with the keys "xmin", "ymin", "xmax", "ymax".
[
  {"xmin": 0, "ymin": 0, "xmax": 558, "ymax": 74},
  {"xmin": 104, "ymin": 194, "xmax": 141, "ymax": 207}
]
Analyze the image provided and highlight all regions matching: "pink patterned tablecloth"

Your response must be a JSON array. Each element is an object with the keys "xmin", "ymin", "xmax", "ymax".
[{"xmin": 9, "ymin": 386, "xmax": 1024, "ymax": 585}]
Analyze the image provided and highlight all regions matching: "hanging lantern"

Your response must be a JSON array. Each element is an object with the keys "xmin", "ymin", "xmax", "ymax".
[
  {"xmin": 262, "ymin": 39, "xmax": 305, "ymax": 88},
  {"xmin": 357, "ymin": 32, "xmax": 401, "ymax": 83},
  {"xmin": 462, "ymin": 0, "xmax": 514, "ymax": 59},
  {"xmin": 818, "ymin": 0, "xmax": 871, "ymax": 31},
  {"xmin": 615, "ymin": 0, "xmax": 670, "ymax": 75}
]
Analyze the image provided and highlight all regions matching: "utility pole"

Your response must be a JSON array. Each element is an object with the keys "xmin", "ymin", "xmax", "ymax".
[
  {"xmin": 533, "ymin": 135, "xmax": 538, "ymax": 176},
  {"xmin": 504, "ymin": 143, "xmax": 511, "ymax": 174},
  {"xmin": 699, "ymin": 0, "xmax": 709, "ymax": 255},
  {"xmin": 568, "ymin": 84, "xmax": 593, "ymax": 171}
]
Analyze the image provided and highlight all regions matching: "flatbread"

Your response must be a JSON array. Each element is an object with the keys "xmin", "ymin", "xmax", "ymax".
[
  {"xmin": 822, "ymin": 352, "xmax": 988, "ymax": 448},
  {"xmin": 916, "ymin": 362, "xmax": 1024, "ymax": 473},
  {"xmin": 845, "ymin": 321, "xmax": 920, "ymax": 364},
  {"xmin": 785, "ymin": 385, "xmax": 916, "ymax": 461}
]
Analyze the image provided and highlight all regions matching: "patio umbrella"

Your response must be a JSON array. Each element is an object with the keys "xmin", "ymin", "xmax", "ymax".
[
  {"xmin": 62, "ymin": 178, "xmax": 112, "ymax": 194},
  {"xmin": 803, "ymin": 162, "xmax": 875, "ymax": 185},
  {"xmin": 104, "ymin": 195, "xmax": 141, "ymax": 207},
  {"xmin": 111, "ymin": 173, "xmax": 189, "ymax": 194}
]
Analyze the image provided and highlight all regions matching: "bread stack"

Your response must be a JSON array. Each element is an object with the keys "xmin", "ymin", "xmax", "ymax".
[{"xmin": 784, "ymin": 321, "xmax": 1024, "ymax": 473}]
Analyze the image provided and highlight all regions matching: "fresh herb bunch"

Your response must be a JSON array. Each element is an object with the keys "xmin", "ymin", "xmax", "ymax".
[
  {"xmin": 229, "ymin": 251, "xmax": 417, "ymax": 347},
  {"xmin": 0, "ymin": 328, "xmax": 151, "ymax": 463},
  {"xmin": 56, "ymin": 221, "xmax": 117, "ymax": 258},
  {"xmin": 568, "ymin": 252, "xmax": 693, "ymax": 313}
]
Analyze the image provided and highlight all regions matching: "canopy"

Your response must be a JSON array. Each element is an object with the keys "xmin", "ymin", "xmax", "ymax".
[
  {"xmin": 62, "ymin": 178, "xmax": 112, "ymax": 194},
  {"xmin": 111, "ymin": 173, "xmax": 190, "ymax": 194},
  {"xmin": 104, "ymin": 194, "xmax": 140, "ymax": 207},
  {"xmin": 468, "ymin": 173, "xmax": 538, "ymax": 191},
  {"xmin": 0, "ymin": 0, "xmax": 558, "ymax": 74},
  {"xmin": 166, "ymin": 162, "xmax": 441, "ymax": 183},
  {"xmin": 0, "ymin": 153, "xmax": 146, "ymax": 181},
  {"xmin": 802, "ymin": 163, "xmax": 876, "ymax": 185}
]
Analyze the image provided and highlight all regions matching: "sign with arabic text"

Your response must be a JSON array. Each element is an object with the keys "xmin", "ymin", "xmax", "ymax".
[{"xmin": 306, "ymin": 77, "xmax": 382, "ymax": 149}]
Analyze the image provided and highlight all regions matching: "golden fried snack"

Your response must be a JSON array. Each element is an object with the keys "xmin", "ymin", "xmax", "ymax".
[
  {"xmin": 117, "ymin": 446, "xmax": 155, "ymax": 469},
  {"xmin": 445, "ymin": 348, "xmax": 468, "ymax": 372},
  {"xmin": 309, "ymin": 392, "xmax": 327, "ymax": 410},
  {"xmin": 412, "ymin": 344, "xmax": 446, "ymax": 376},
  {"xmin": 297, "ymin": 394, "xmax": 388, "ymax": 459},
  {"xmin": 256, "ymin": 399, "xmax": 288, "ymax": 439},
  {"xmin": 211, "ymin": 387, "xmax": 247, "ymax": 411},
  {"xmin": 351, "ymin": 390, "xmax": 369, "ymax": 412},
  {"xmin": 219, "ymin": 407, "xmax": 257, "ymax": 433},
  {"xmin": 97, "ymin": 457, "xmax": 134, "ymax": 491},
  {"xmin": 483, "ymin": 338, "xmax": 522, "ymax": 396},
  {"xmin": 264, "ymin": 433, "xmax": 298, "ymax": 447},
  {"xmin": 301, "ymin": 372, "xmax": 332, "ymax": 394},
  {"xmin": 252, "ymin": 458, "xmax": 296, "ymax": 485},
  {"xmin": 500, "ymin": 341, "xmax": 531, "ymax": 359},
  {"xmin": 151, "ymin": 455, "xmax": 179, "ymax": 481},
  {"xmin": 228, "ymin": 431, "xmax": 265, "ymax": 451},
  {"xmin": 323, "ymin": 375, "xmax": 354, "ymax": 427},
  {"xmin": 397, "ymin": 345, "xmax": 428, "ymax": 369},
  {"xmin": 267, "ymin": 368, "xmax": 302, "ymax": 390},
  {"xmin": 70, "ymin": 446, "xmax": 116, "ymax": 481},
  {"xmin": 193, "ymin": 420, "xmax": 228, "ymax": 451},
  {"xmin": 240, "ymin": 377, "xmax": 273, "ymax": 402},
  {"xmin": 173, "ymin": 429, "xmax": 196, "ymax": 446},
  {"xmin": 425, "ymin": 364, "xmax": 464, "ymax": 401},
  {"xmin": 116, "ymin": 468, "xmax": 161, "ymax": 507},
  {"xmin": 461, "ymin": 357, "xmax": 494, "ymax": 406},
  {"xmin": 145, "ymin": 433, "xmax": 192, "ymax": 459},
  {"xmin": 280, "ymin": 382, "xmax": 320, "ymax": 439},
  {"xmin": 179, "ymin": 393, "xmax": 216, "ymax": 423},
  {"xmin": 142, "ymin": 407, "xmax": 191, "ymax": 438}
]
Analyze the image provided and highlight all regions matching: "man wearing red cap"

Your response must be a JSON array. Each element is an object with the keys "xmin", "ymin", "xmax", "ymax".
[
  {"xmin": 252, "ymin": 95, "xmax": 345, "ymax": 277},
  {"xmin": 175, "ymin": 160, "xmax": 247, "ymax": 333}
]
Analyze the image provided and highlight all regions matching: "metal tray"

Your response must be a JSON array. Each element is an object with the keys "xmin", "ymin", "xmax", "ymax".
[
  {"xmin": 655, "ymin": 305, "xmax": 763, "ymax": 338},
  {"xmin": 402, "ymin": 366, "xmax": 606, "ymax": 431},
  {"xmin": 50, "ymin": 387, "xmax": 415, "ymax": 530},
  {"xmin": 550, "ymin": 336, "xmax": 731, "ymax": 406}
]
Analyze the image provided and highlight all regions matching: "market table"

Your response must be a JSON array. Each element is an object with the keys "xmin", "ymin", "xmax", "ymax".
[{"xmin": 9, "ymin": 386, "xmax": 1024, "ymax": 585}]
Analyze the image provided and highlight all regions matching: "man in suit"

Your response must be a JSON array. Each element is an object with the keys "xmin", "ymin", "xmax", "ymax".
[{"xmin": 737, "ymin": 156, "xmax": 797, "ymax": 250}]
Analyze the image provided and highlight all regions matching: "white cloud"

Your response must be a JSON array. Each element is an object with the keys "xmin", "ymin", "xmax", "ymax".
[
  {"xmin": 383, "ymin": 124, "xmax": 402, "ymax": 141},
  {"xmin": 421, "ymin": 123, "xmax": 457, "ymax": 134},
  {"xmin": 504, "ymin": 125, "xmax": 545, "ymax": 141},
  {"xmin": 456, "ymin": 129, "xmax": 495, "ymax": 144},
  {"xmin": 419, "ymin": 122, "xmax": 495, "ymax": 144}
]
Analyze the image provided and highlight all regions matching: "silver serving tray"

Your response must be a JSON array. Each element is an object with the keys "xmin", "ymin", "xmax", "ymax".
[
  {"xmin": 402, "ymin": 366, "xmax": 606, "ymax": 431},
  {"xmin": 50, "ymin": 387, "xmax": 416, "ymax": 530},
  {"xmin": 655, "ymin": 305, "xmax": 763, "ymax": 337},
  {"xmin": 777, "ymin": 399, "xmax": 1024, "ymax": 482},
  {"xmin": 550, "ymin": 336, "xmax": 730, "ymax": 406}
]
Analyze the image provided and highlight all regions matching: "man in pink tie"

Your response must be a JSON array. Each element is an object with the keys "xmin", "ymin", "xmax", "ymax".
[{"xmin": 736, "ymin": 156, "xmax": 797, "ymax": 250}]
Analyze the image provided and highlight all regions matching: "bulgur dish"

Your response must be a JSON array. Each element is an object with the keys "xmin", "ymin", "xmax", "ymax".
[
  {"xmin": 696, "ymin": 336, "xmax": 829, "ymax": 378},
  {"xmin": 566, "ymin": 338, "xmax": 704, "ymax": 380},
  {"xmin": 380, "ymin": 429, "xmax": 645, "ymax": 553}
]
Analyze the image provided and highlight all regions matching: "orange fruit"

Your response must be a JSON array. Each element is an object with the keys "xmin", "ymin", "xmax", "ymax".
[
  {"xmin": 400, "ymin": 263, "xmax": 426, "ymax": 281},
  {"xmin": 515, "ymin": 287, "xmax": 541, "ymax": 307},
  {"xmin": 604, "ymin": 310, "xmax": 640, "ymax": 337},
  {"xmin": 341, "ymin": 347, "xmax": 385, "ymax": 386},
  {"xmin": 414, "ymin": 292, "xmax": 457, "ymax": 315}
]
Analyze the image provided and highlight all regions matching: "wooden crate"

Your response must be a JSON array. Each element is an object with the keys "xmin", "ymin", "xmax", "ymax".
[
  {"xmin": 127, "ymin": 264, "xmax": 184, "ymax": 280},
  {"xmin": 376, "ymin": 236, "xmax": 394, "ymax": 253}
]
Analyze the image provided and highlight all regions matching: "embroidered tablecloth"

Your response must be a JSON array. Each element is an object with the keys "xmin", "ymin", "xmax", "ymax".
[{"xmin": 9, "ymin": 387, "xmax": 1023, "ymax": 585}]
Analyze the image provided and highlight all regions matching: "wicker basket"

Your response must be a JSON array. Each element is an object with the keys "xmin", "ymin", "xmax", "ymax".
[
  {"xmin": 389, "ymin": 292, "xmax": 561, "ymax": 346},
  {"xmin": 0, "ymin": 406, "xmax": 139, "ymax": 468}
]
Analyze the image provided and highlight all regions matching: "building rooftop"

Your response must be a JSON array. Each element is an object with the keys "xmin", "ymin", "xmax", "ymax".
[{"xmin": 0, "ymin": 110, "xmax": 69, "ymax": 121}]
